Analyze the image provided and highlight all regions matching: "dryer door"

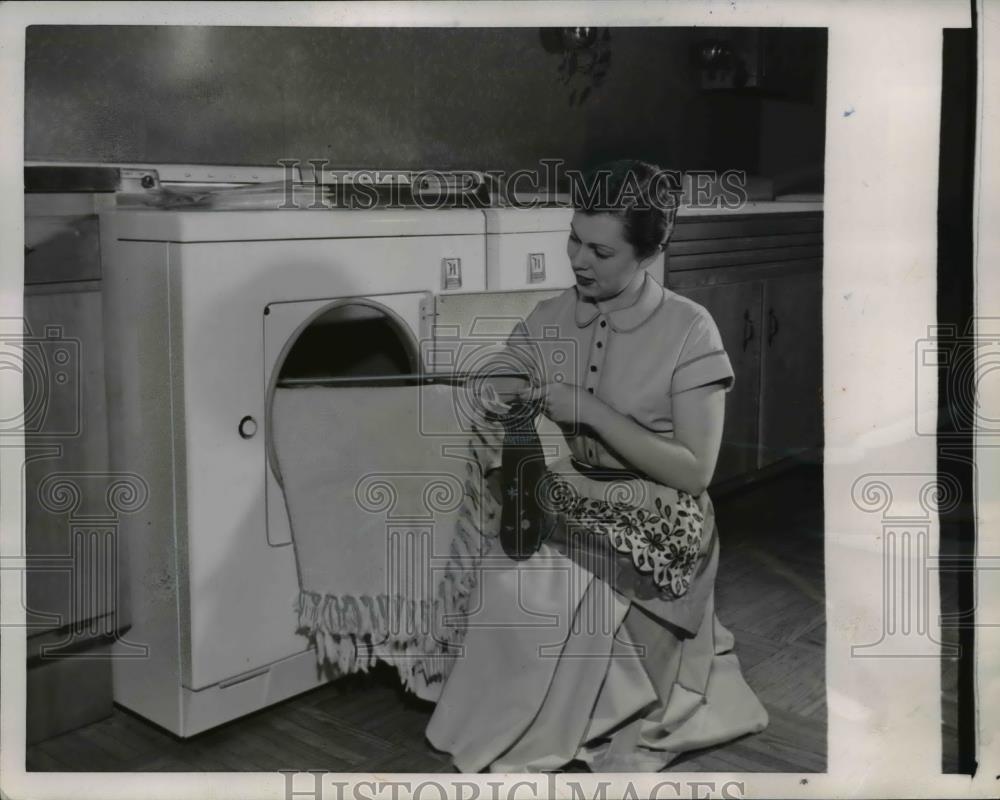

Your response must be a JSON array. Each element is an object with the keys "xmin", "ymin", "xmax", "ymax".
[
  {"xmin": 263, "ymin": 292, "xmax": 431, "ymax": 548},
  {"xmin": 425, "ymin": 288, "xmax": 572, "ymax": 464},
  {"xmin": 424, "ymin": 288, "xmax": 564, "ymax": 378}
]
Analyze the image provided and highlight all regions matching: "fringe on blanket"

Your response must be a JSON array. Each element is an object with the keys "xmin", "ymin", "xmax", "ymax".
[{"xmin": 293, "ymin": 422, "xmax": 503, "ymax": 695}]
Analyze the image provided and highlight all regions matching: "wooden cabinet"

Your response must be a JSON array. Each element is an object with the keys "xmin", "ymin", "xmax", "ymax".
[
  {"xmin": 22, "ymin": 286, "xmax": 115, "ymax": 634},
  {"xmin": 758, "ymin": 270, "xmax": 823, "ymax": 468},
  {"xmin": 665, "ymin": 209, "xmax": 823, "ymax": 488},
  {"xmin": 23, "ymin": 192, "xmax": 124, "ymax": 743},
  {"xmin": 678, "ymin": 281, "xmax": 763, "ymax": 484}
]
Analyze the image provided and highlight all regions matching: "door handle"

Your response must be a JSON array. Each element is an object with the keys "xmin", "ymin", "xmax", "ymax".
[
  {"xmin": 742, "ymin": 308, "xmax": 755, "ymax": 351},
  {"xmin": 768, "ymin": 308, "xmax": 780, "ymax": 346}
]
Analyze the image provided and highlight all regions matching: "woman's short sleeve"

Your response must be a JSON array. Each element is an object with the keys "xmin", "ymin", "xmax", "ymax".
[{"xmin": 671, "ymin": 309, "xmax": 735, "ymax": 395}]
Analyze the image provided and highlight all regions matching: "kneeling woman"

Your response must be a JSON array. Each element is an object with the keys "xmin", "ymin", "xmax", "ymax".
[{"xmin": 426, "ymin": 160, "xmax": 768, "ymax": 772}]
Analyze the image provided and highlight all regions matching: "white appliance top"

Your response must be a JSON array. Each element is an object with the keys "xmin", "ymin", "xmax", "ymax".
[{"xmin": 100, "ymin": 206, "xmax": 487, "ymax": 242}]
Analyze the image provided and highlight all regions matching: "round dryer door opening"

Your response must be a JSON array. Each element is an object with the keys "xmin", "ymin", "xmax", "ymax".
[
  {"xmin": 274, "ymin": 301, "xmax": 420, "ymax": 387},
  {"xmin": 263, "ymin": 296, "xmax": 425, "ymax": 498}
]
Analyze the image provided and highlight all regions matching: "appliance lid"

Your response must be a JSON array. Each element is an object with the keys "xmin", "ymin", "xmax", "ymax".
[{"xmin": 483, "ymin": 207, "xmax": 574, "ymax": 234}]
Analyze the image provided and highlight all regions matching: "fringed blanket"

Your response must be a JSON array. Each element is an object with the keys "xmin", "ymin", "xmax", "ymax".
[
  {"xmin": 271, "ymin": 385, "xmax": 502, "ymax": 700},
  {"xmin": 273, "ymin": 384, "xmax": 709, "ymax": 700}
]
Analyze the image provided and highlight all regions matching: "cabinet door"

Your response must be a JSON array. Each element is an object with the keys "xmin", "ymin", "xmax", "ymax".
[
  {"xmin": 759, "ymin": 270, "xmax": 823, "ymax": 467},
  {"xmin": 22, "ymin": 286, "xmax": 124, "ymax": 641},
  {"xmin": 673, "ymin": 281, "xmax": 763, "ymax": 485}
]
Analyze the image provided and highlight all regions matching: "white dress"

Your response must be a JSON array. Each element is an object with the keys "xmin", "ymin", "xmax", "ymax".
[
  {"xmin": 424, "ymin": 455, "xmax": 768, "ymax": 773},
  {"xmin": 425, "ymin": 276, "xmax": 769, "ymax": 772}
]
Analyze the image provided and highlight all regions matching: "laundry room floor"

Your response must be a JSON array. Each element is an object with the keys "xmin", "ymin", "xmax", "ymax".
[{"xmin": 28, "ymin": 463, "xmax": 928, "ymax": 774}]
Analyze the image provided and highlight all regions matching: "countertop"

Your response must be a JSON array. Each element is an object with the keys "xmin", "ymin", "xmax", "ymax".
[{"xmin": 677, "ymin": 199, "xmax": 823, "ymax": 217}]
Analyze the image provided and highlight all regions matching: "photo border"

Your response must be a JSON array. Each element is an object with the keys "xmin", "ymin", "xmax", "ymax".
[{"xmin": 1, "ymin": 1, "xmax": 995, "ymax": 798}]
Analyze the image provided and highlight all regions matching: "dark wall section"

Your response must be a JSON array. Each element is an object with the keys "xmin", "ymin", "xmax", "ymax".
[
  {"xmin": 758, "ymin": 31, "xmax": 827, "ymax": 194},
  {"xmin": 26, "ymin": 26, "xmax": 693, "ymax": 171},
  {"xmin": 25, "ymin": 26, "xmax": 825, "ymax": 178}
]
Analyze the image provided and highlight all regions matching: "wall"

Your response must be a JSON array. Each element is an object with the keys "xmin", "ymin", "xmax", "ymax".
[
  {"xmin": 25, "ymin": 25, "xmax": 807, "ymax": 177},
  {"xmin": 757, "ymin": 29, "xmax": 828, "ymax": 193}
]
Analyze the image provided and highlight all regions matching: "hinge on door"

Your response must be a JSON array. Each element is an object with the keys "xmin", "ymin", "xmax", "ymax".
[{"xmin": 419, "ymin": 295, "xmax": 439, "ymax": 342}]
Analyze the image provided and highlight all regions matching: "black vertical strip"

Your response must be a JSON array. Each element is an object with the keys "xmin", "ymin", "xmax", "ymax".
[{"xmin": 937, "ymin": 11, "xmax": 977, "ymax": 776}]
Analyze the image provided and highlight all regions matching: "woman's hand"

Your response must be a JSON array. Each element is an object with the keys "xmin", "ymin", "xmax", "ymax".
[
  {"xmin": 515, "ymin": 379, "xmax": 727, "ymax": 496},
  {"xmin": 520, "ymin": 380, "xmax": 599, "ymax": 428}
]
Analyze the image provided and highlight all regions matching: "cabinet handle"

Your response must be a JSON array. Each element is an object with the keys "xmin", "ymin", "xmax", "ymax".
[
  {"xmin": 768, "ymin": 308, "xmax": 780, "ymax": 346},
  {"xmin": 742, "ymin": 309, "xmax": 755, "ymax": 351}
]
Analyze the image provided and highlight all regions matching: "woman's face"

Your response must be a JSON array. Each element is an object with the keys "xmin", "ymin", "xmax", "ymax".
[{"xmin": 566, "ymin": 211, "xmax": 655, "ymax": 301}]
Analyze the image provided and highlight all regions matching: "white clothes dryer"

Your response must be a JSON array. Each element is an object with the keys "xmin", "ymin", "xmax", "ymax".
[{"xmin": 100, "ymin": 204, "xmax": 488, "ymax": 735}]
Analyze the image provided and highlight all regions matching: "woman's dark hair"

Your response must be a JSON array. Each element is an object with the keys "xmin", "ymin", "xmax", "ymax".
[{"xmin": 570, "ymin": 159, "xmax": 682, "ymax": 260}]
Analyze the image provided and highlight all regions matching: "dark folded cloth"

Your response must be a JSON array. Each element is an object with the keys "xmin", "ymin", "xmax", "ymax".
[{"xmin": 497, "ymin": 400, "xmax": 548, "ymax": 560}]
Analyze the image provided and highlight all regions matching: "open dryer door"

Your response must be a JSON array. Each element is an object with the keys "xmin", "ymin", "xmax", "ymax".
[
  {"xmin": 428, "ymin": 288, "xmax": 564, "ymax": 348},
  {"xmin": 263, "ymin": 293, "xmax": 431, "ymax": 547},
  {"xmin": 420, "ymin": 288, "xmax": 567, "ymax": 391},
  {"xmin": 425, "ymin": 288, "xmax": 571, "ymax": 465}
]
